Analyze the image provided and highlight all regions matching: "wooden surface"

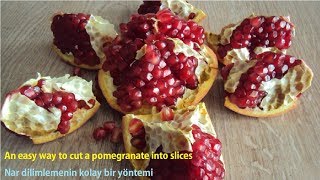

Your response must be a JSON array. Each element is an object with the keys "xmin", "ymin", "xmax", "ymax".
[{"xmin": 1, "ymin": 1, "xmax": 320, "ymax": 180}]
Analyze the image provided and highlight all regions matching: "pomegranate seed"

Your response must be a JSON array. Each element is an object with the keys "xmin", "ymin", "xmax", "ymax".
[
  {"xmin": 52, "ymin": 92, "xmax": 63, "ymax": 105},
  {"xmin": 61, "ymin": 112, "xmax": 73, "ymax": 121},
  {"xmin": 93, "ymin": 127, "xmax": 107, "ymax": 141},
  {"xmin": 110, "ymin": 127, "xmax": 122, "ymax": 143},
  {"xmin": 103, "ymin": 121, "xmax": 116, "ymax": 132},
  {"xmin": 37, "ymin": 79, "xmax": 46, "ymax": 87},
  {"xmin": 160, "ymin": 107, "xmax": 175, "ymax": 121},
  {"xmin": 129, "ymin": 118, "xmax": 144, "ymax": 136},
  {"xmin": 130, "ymin": 137, "xmax": 146, "ymax": 149},
  {"xmin": 62, "ymin": 93, "xmax": 75, "ymax": 104},
  {"xmin": 40, "ymin": 93, "xmax": 53, "ymax": 105},
  {"xmin": 58, "ymin": 121, "xmax": 70, "ymax": 134}
]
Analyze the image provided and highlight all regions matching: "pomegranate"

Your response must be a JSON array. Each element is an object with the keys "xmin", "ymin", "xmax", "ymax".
[
  {"xmin": 222, "ymin": 52, "xmax": 313, "ymax": 117},
  {"xmin": 1, "ymin": 75, "xmax": 100, "ymax": 144},
  {"xmin": 138, "ymin": 0, "xmax": 206, "ymax": 22},
  {"xmin": 122, "ymin": 103, "xmax": 225, "ymax": 179},
  {"xmin": 19, "ymin": 79, "xmax": 95, "ymax": 134},
  {"xmin": 51, "ymin": 12, "xmax": 117, "ymax": 69},
  {"xmin": 99, "ymin": 9, "xmax": 217, "ymax": 114},
  {"xmin": 146, "ymin": 126, "xmax": 224, "ymax": 180},
  {"xmin": 207, "ymin": 15, "xmax": 295, "ymax": 65}
]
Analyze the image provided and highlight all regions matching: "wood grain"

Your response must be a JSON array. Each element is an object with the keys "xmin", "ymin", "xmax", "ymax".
[{"xmin": 1, "ymin": 1, "xmax": 320, "ymax": 180}]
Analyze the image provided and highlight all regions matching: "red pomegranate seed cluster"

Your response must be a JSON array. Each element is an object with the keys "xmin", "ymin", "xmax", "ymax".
[
  {"xmin": 51, "ymin": 13, "xmax": 100, "ymax": 66},
  {"xmin": 156, "ymin": 9, "xmax": 205, "ymax": 47},
  {"xmin": 217, "ymin": 16, "xmax": 294, "ymax": 60},
  {"xmin": 19, "ymin": 79, "xmax": 94, "ymax": 134},
  {"xmin": 223, "ymin": 52, "xmax": 302, "ymax": 108},
  {"xmin": 93, "ymin": 121, "xmax": 122, "ymax": 143},
  {"xmin": 138, "ymin": 0, "xmax": 161, "ymax": 15},
  {"xmin": 120, "ymin": 9, "xmax": 205, "ymax": 47},
  {"xmin": 144, "ymin": 125, "xmax": 225, "ymax": 180},
  {"xmin": 104, "ymin": 36, "xmax": 199, "ymax": 111}
]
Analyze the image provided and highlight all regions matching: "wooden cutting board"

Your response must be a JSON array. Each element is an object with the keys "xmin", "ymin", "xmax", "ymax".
[{"xmin": 1, "ymin": 1, "xmax": 320, "ymax": 179}]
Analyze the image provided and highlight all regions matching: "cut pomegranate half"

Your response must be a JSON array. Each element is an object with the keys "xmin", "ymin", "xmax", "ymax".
[
  {"xmin": 222, "ymin": 52, "xmax": 313, "ymax": 117},
  {"xmin": 99, "ymin": 9, "xmax": 218, "ymax": 114},
  {"xmin": 207, "ymin": 15, "xmax": 295, "ymax": 65},
  {"xmin": 0, "ymin": 74, "xmax": 100, "ymax": 144},
  {"xmin": 51, "ymin": 12, "xmax": 117, "ymax": 69},
  {"xmin": 122, "ymin": 103, "xmax": 225, "ymax": 179},
  {"xmin": 138, "ymin": 0, "xmax": 206, "ymax": 23}
]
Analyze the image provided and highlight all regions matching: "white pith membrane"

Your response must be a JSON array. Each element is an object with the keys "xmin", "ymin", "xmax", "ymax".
[
  {"xmin": 215, "ymin": 15, "xmax": 294, "ymax": 63},
  {"xmin": 125, "ymin": 103, "xmax": 218, "ymax": 168},
  {"xmin": 105, "ymin": 37, "xmax": 210, "ymax": 111},
  {"xmin": 85, "ymin": 15, "xmax": 117, "ymax": 60},
  {"xmin": 225, "ymin": 60, "xmax": 313, "ymax": 111},
  {"xmin": 0, "ymin": 74, "xmax": 95, "ymax": 136},
  {"xmin": 159, "ymin": 0, "xmax": 203, "ymax": 20}
]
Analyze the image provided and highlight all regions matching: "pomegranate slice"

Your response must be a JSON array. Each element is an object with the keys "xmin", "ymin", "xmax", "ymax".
[
  {"xmin": 207, "ymin": 15, "xmax": 295, "ymax": 65},
  {"xmin": 51, "ymin": 12, "xmax": 117, "ymax": 69},
  {"xmin": 222, "ymin": 52, "xmax": 313, "ymax": 117},
  {"xmin": 122, "ymin": 103, "xmax": 224, "ymax": 179},
  {"xmin": 138, "ymin": 0, "xmax": 206, "ymax": 22},
  {"xmin": 99, "ymin": 9, "xmax": 217, "ymax": 114},
  {"xmin": 1, "ymin": 74, "xmax": 100, "ymax": 144}
]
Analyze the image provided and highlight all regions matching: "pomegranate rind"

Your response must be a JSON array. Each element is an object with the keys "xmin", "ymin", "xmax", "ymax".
[
  {"xmin": 1, "ymin": 75, "xmax": 100, "ymax": 144},
  {"xmin": 206, "ymin": 15, "xmax": 295, "ymax": 65},
  {"xmin": 122, "ymin": 103, "xmax": 223, "ymax": 172},
  {"xmin": 98, "ymin": 45, "xmax": 218, "ymax": 114},
  {"xmin": 31, "ymin": 101, "xmax": 100, "ymax": 144},
  {"xmin": 52, "ymin": 45, "xmax": 102, "ymax": 70},
  {"xmin": 224, "ymin": 96, "xmax": 296, "ymax": 117}
]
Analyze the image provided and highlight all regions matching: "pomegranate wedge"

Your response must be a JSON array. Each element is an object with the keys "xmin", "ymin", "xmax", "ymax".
[
  {"xmin": 222, "ymin": 52, "xmax": 313, "ymax": 117},
  {"xmin": 51, "ymin": 12, "xmax": 117, "ymax": 69},
  {"xmin": 122, "ymin": 103, "xmax": 225, "ymax": 179},
  {"xmin": 99, "ymin": 9, "xmax": 218, "ymax": 114},
  {"xmin": 0, "ymin": 74, "xmax": 100, "ymax": 144}
]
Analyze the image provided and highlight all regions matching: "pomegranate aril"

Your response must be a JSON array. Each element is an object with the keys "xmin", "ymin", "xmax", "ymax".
[
  {"xmin": 62, "ymin": 93, "xmax": 75, "ymax": 104},
  {"xmin": 103, "ymin": 121, "xmax": 116, "ymax": 132},
  {"xmin": 35, "ymin": 99, "xmax": 45, "ymax": 107},
  {"xmin": 110, "ymin": 127, "xmax": 122, "ymax": 143},
  {"xmin": 160, "ymin": 107, "xmax": 174, "ymax": 121},
  {"xmin": 131, "ymin": 137, "xmax": 146, "ymax": 149},
  {"xmin": 52, "ymin": 93, "xmax": 63, "ymax": 105},
  {"xmin": 61, "ymin": 112, "xmax": 73, "ymax": 122},
  {"xmin": 58, "ymin": 120, "xmax": 70, "ymax": 134},
  {"xmin": 93, "ymin": 127, "xmax": 107, "ymax": 141},
  {"xmin": 40, "ymin": 93, "xmax": 53, "ymax": 105},
  {"xmin": 129, "ymin": 118, "xmax": 144, "ymax": 137}
]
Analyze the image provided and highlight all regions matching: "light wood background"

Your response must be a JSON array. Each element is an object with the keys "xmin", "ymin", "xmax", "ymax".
[{"xmin": 1, "ymin": 1, "xmax": 320, "ymax": 180}]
